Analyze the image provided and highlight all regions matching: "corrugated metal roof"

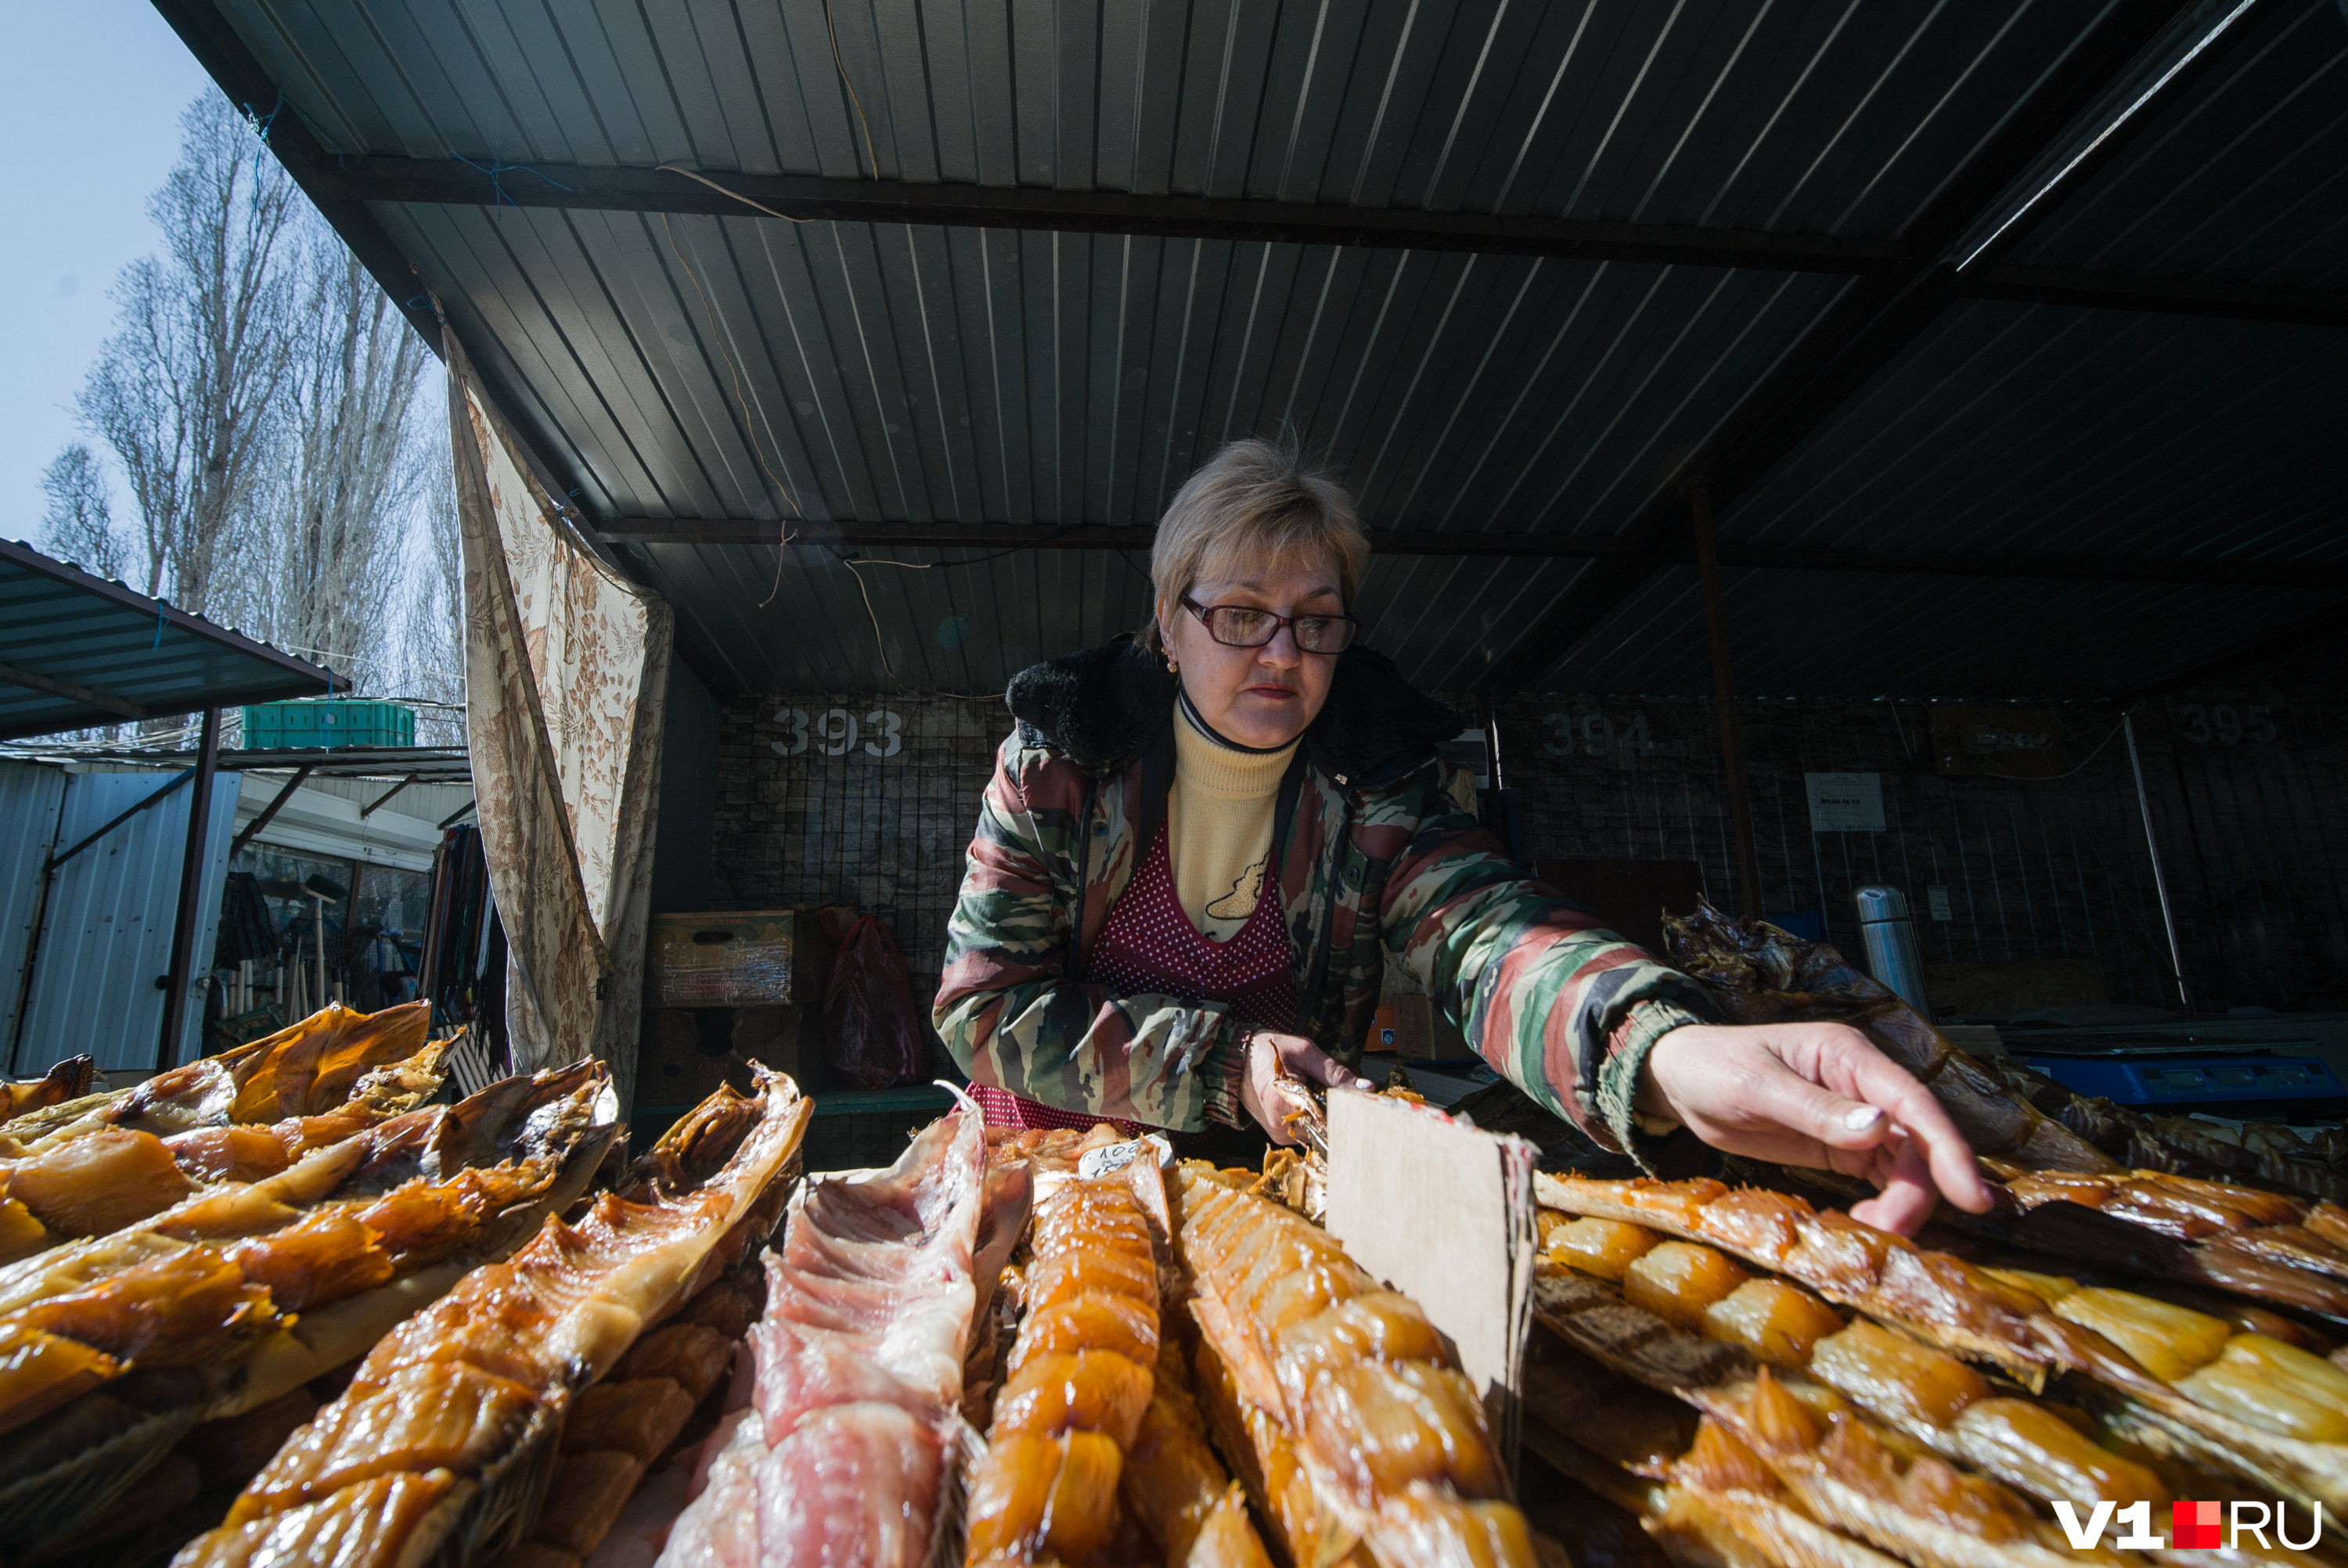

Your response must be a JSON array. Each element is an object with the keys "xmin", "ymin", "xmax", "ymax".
[
  {"xmin": 174, "ymin": 0, "xmax": 2348, "ymax": 698},
  {"xmin": 391, "ymin": 211, "xmax": 1842, "ymax": 530},
  {"xmin": 0, "ymin": 541, "xmax": 340, "ymax": 740},
  {"xmin": 2001, "ymin": 0, "xmax": 2348, "ymax": 289},
  {"xmin": 239, "ymin": 0, "xmax": 2107, "ymax": 234},
  {"xmin": 1547, "ymin": 564, "xmax": 2341, "ymax": 697},
  {"xmin": 1723, "ymin": 299, "xmax": 2346, "ymax": 563}
]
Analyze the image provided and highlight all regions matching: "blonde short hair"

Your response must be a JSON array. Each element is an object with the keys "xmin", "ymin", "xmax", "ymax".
[{"xmin": 1143, "ymin": 438, "xmax": 1370, "ymax": 652}]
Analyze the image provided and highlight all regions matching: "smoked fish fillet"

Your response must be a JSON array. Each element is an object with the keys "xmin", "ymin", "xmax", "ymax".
[
  {"xmin": 967, "ymin": 1155, "xmax": 1167, "ymax": 1567},
  {"xmin": 1173, "ymin": 1166, "xmax": 1535, "ymax": 1568},
  {"xmin": 1125, "ymin": 1336, "xmax": 1275, "ymax": 1568},
  {"xmin": 1536, "ymin": 1175, "xmax": 2348, "ymax": 1519},
  {"xmin": 659, "ymin": 1091, "xmax": 996, "ymax": 1568},
  {"xmin": 172, "ymin": 1070, "xmax": 810, "ymax": 1568}
]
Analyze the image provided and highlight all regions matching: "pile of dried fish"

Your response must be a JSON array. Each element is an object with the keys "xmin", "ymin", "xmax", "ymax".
[
  {"xmin": 1538, "ymin": 1172, "xmax": 2348, "ymax": 1523},
  {"xmin": 1662, "ymin": 902, "xmax": 2117, "ymax": 1174},
  {"xmin": 0, "ymin": 1057, "xmax": 621, "ymax": 1563},
  {"xmin": 5, "ymin": 1002, "xmax": 435, "ymax": 1151},
  {"xmin": 175, "ymin": 1067, "xmax": 809, "ymax": 1568},
  {"xmin": 1989, "ymin": 1056, "xmax": 2348, "ymax": 1203},
  {"xmin": 1175, "ymin": 1165, "xmax": 1535, "ymax": 1568}
]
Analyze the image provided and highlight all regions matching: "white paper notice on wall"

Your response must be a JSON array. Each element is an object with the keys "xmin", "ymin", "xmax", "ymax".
[
  {"xmin": 1324, "ymin": 1089, "xmax": 1538, "ymax": 1472},
  {"xmin": 1806, "ymin": 771, "xmax": 1885, "ymax": 832}
]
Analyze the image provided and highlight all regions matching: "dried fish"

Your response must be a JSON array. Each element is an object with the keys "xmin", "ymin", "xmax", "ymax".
[
  {"xmin": 1988, "ymin": 1059, "xmax": 2348, "ymax": 1204},
  {"xmin": 9, "ymin": 1003, "xmax": 437, "ymax": 1150},
  {"xmin": 0, "ymin": 1059, "xmax": 95, "ymax": 1126},
  {"xmin": 1662, "ymin": 902, "xmax": 2116, "ymax": 1174},
  {"xmin": 1979, "ymin": 1163, "xmax": 2348, "ymax": 1325},
  {"xmin": 657, "ymin": 1090, "xmax": 992, "ymax": 1568},
  {"xmin": 175, "ymin": 1070, "xmax": 809, "ymax": 1568},
  {"xmin": 1537, "ymin": 1175, "xmax": 2348, "ymax": 1519},
  {"xmin": 0, "ymin": 1063, "xmax": 625, "ymax": 1561},
  {"xmin": 1529, "ymin": 1264, "xmax": 2320, "ymax": 1568},
  {"xmin": 1174, "ymin": 1166, "xmax": 1534, "ymax": 1568}
]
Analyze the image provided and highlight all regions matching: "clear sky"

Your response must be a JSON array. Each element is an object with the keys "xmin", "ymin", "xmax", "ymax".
[{"xmin": 0, "ymin": 0, "xmax": 213, "ymax": 547}]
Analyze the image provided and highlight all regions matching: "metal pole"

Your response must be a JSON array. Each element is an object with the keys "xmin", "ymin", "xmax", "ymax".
[
  {"xmin": 1692, "ymin": 488, "xmax": 1765, "ymax": 916},
  {"xmin": 2123, "ymin": 710, "xmax": 2191, "ymax": 1012},
  {"xmin": 313, "ymin": 890, "xmax": 329, "ymax": 1017},
  {"xmin": 157, "ymin": 708, "xmax": 223, "ymax": 1070}
]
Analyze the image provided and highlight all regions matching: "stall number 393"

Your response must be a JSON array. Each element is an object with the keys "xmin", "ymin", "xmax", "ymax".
[{"xmin": 771, "ymin": 708, "xmax": 903, "ymax": 757}]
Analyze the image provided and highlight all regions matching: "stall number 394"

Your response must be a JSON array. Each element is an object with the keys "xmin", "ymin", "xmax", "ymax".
[
  {"xmin": 1543, "ymin": 710, "xmax": 1655, "ymax": 758},
  {"xmin": 771, "ymin": 708, "xmax": 903, "ymax": 757}
]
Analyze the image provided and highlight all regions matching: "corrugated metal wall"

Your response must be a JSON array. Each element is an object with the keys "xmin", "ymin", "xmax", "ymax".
[
  {"xmin": 711, "ymin": 681, "xmax": 2348, "ymax": 1030},
  {"xmin": 0, "ymin": 761, "xmax": 67, "ymax": 1044},
  {"xmin": 13, "ymin": 771, "xmax": 244, "ymax": 1074}
]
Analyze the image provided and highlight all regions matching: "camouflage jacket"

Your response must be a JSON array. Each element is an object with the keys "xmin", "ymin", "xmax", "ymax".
[{"xmin": 934, "ymin": 638, "xmax": 1719, "ymax": 1144}]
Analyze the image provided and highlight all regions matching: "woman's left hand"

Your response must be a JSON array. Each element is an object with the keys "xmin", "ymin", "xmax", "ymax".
[{"xmin": 1640, "ymin": 1021, "xmax": 1993, "ymax": 1235}]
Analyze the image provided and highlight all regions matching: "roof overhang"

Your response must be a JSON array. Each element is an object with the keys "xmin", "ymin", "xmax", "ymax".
[{"xmin": 0, "ymin": 541, "xmax": 340, "ymax": 740}]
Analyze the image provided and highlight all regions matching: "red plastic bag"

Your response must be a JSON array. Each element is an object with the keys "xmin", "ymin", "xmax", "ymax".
[{"xmin": 822, "ymin": 915, "xmax": 927, "ymax": 1090}]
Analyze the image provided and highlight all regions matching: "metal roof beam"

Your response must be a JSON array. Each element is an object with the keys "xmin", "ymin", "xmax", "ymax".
[
  {"xmin": 1950, "ymin": 0, "xmax": 2289, "ymax": 275},
  {"xmin": 594, "ymin": 519, "xmax": 2343, "ymax": 588},
  {"xmin": 317, "ymin": 158, "xmax": 1903, "ymax": 275},
  {"xmin": 312, "ymin": 158, "xmax": 2347, "ymax": 323},
  {"xmin": 0, "ymin": 659, "xmax": 151, "ymax": 721},
  {"xmin": 1958, "ymin": 265, "xmax": 2348, "ymax": 327},
  {"xmin": 1473, "ymin": 0, "xmax": 2210, "ymax": 695}
]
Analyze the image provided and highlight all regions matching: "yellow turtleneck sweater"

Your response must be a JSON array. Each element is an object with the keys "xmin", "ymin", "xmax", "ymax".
[{"xmin": 1168, "ymin": 708, "xmax": 1297, "ymax": 941}]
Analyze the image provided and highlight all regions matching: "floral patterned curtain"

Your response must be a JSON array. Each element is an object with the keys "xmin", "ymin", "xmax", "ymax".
[{"xmin": 445, "ymin": 334, "xmax": 671, "ymax": 1108}]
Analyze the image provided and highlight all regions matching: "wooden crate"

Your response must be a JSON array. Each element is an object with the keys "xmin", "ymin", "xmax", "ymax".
[{"xmin": 648, "ymin": 911, "xmax": 794, "ymax": 1007}]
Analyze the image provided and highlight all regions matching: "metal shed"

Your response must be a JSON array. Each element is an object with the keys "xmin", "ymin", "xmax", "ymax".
[
  {"xmin": 0, "ymin": 541, "xmax": 343, "ymax": 1066},
  {"xmin": 149, "ymin": 0, "xmax": 2343, "ymax": 708}
]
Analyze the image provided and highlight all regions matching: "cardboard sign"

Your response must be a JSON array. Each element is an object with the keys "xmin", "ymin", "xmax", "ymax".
[
  {"xmin": 1323, "ymin": 1089, "xmax": 1538, "ymax": 1467},
  {"xmin": 1806, "ymin": 771, "xmax": 1885, "ymax": 832}
]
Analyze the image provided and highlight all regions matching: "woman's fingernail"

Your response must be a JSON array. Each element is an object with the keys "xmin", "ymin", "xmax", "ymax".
[{"xmin": 1843, "ymin": 1105, "xmax": 1885, "ymax": 1131}]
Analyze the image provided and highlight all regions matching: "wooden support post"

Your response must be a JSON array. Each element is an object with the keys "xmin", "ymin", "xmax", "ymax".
[
  {"xmin": 158, "ymin": 707, "xmax": 223, "ymax": 1070},
  {"xmin": 1692, "ymin": 492, "xmax": 1764, "ymax": 917}
]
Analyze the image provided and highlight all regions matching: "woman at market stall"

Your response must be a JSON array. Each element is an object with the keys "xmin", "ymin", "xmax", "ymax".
[{"xmin": 935, "ymin": 439, "xmax": 1990, "ymax": 1235}]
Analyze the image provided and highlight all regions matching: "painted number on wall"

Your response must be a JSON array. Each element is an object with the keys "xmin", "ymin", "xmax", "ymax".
[
  {"xmin": 1541, "ymin": 710, "xmax": 1655, "ymax": 758},
  {"xmin": 2174, "ymin": 703, "xmax": 2277, "ymax": 746},
  {"xmin": 770, "ymin": 707, "xmax": 905, "ymax": 758}
]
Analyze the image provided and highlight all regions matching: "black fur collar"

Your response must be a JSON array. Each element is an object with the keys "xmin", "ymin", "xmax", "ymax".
[{"xmin": 1006, "ymin": 635, "xmax": 1464, "ymax": 782}]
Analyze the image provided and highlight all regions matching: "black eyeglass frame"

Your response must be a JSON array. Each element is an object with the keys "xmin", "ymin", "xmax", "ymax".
[{"xmin": 1179, "ymin": 595, "xmax": 1361, "ymax": 654}]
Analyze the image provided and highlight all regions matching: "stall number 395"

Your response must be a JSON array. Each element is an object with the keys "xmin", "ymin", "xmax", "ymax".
[{"xmin": 771, "ymin": 708, "xmax": 903, "ymax": 757}]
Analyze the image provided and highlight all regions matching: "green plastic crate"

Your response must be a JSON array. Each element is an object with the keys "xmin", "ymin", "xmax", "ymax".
[{"xmin": 241, "ymin": 699, "xmax": 416, "ymax": 750}]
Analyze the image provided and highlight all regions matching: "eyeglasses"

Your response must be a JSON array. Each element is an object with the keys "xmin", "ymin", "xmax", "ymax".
[{"xmin": 1180, "ymin": 595, "xmax": 1359, "ymax": 654}]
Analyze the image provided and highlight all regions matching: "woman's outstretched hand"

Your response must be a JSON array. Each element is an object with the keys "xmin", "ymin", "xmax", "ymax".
[
  {"xmin": 1641, "ymin": 1021, "xmax": 1993, "ymax": 1236},
  {"xmin": 1241, "ymin": 1030, "xmax": 1374, "ymax": 1145}
]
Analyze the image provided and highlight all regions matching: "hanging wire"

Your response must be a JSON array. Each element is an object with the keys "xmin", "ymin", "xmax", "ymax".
[
  {"xmin": 655, "ymin": 164, "xmax": 816, "ymax": 223},
  {"xmin": 657, "ymin": 213, "xmax": 802, "ymax": 606},
  {"xmin": 823, "ymin": 0, "xmax": 882, "ymax": 178}
]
